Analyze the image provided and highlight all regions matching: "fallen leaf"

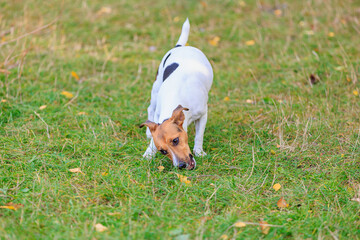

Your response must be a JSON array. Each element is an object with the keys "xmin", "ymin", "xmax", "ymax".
[
  {"xmin": 273, "ymin": 183, "xmax": 281, "ymax": 191},
  {"xmin": 107, "ymin": 212, "xmax": 122, "ymax": 216},
  {"xmin": 277, "ymin": 197, "xmax": 288, "ymax": 208},
  {"xmin": 1, "ymin": 99, "xmax": 7, "ymax": 103},
  {"xmin": 200, "ymin": 1, "xmax": 207, "ymax": 8},
  {"xmin": 0, "ymin": 69, "xmax": 11, "ymax": 74},
  {"xmin": 0, "ymin": 206, "xmax": 16, "ymax": 210},
  {"xmin": 353, "ymin": 90, "xmax": 359, "ymax": 96},
  {"xmin": 175, "ymin": 173, "xmax": 191, "ymax": 185},
  {"xmin": 351, "ymin": 198, "xmax": 360, "ymax": 203},
  {"xmin": 234, "ymin": 221, "xmax": 247, "ymax": 227},
  {"xmin": 223, "ymin": 96, "xmax": 230, "ymax": 101},
  {"xmin": 101, "ymin": 172, "xmax": 109, "ymax": 176},
  {"xmin": 95, "ymin": 223, "xmax": 108, "ymax": 232},
  {"xmin": 69, "ymin": 168, "xmax": 84, "ymax": 174},
  {"xmin": 61, "ymin": 91, "xmax": 74, "ymax": 99},
  {"xmin": 77, "ymin": 112, "xmax": 87, "ymax": 115},
  {"xmin": 276, "ymin": 144, "xmax": 281, "ymax": 148},
  {"xmin": 157, "ymin": 166, "xmax": 165, "ymax": 172},
  {"xmin": 304, "ymin": 30, "xmax": 314, "ymax": 35},
  {"xmin": 299, "ymin": 21, "xmax": 305, "ymax": 27},
  {"xmin": 246, "ymin": 99, "xmax": 254, "ymax": 104},
  {"xmin": 96, "ymin": 7, "xmax": 112, "ymax": 16},
  {"xmin": 173, "ymin": 16, "xmax": 180, "ymax": 23},
  {"xmin": 245, "ymin": 40, "xmax": 255, "ymax": 46},
  {"xmin": 219, "ymin": 234, "xmax": 229, "ymax": 240},
  {"xmin": 259, "ymin": 221, "xmax": 270, "ymax": 234},
  {"xmin": 71, "ymin": 71, "xmax": 80, "ymax": 81},
  {"xmin": 39, "ymin": 105, "xmax": 47, "ymax": 110},
  {"xmin": 270, "ymin": 149, "xmax": 276, "ymax": 155},
  {"xmin": 335, "ymin": 66, "xmax": 345, "ymax": 71},
  {"xmin": 328, "ymin": 32, "xmax": 335, "ymax": 37},
  {"xmin": 309, "ymin": 74, "xmax": 319, "ymax": 85},
  {"xmin": 346, "ymin": 77, "xmax": 352, "ymax": 82},
  {"xmin": 239, "ymin": 1, "xmax": 246, "ymax": 7},
  {"xmin": 208, "ymin": 36, "xmax": 220, "ymax": 46},
  {"xmin": 273, "ymin": 9, "xmax": 282, "ymax": 16}
]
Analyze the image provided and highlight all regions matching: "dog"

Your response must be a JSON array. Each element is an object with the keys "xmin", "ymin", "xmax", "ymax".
[{"xmin": 140, "ymin": 18, "xmax": 213, "ymax": 170}]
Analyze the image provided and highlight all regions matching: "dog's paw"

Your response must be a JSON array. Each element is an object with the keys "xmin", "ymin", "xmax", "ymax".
[{"xmin": 194, "ymin": 148, "xmax": 207, "ymax": 157}]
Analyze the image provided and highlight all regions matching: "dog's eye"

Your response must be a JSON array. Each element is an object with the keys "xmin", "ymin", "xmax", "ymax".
[
  {"xmin": 160, "ymin": 149, "xmax": 168, "ymax": 155},
  {"xmin": 172, "ymin": 137, "xmax": 179, "ymax": 146}
]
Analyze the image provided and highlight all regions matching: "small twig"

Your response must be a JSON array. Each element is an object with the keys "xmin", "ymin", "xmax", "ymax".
[
  {"xmin": 233, "ymin": 221, "xmax": 283, "ymax": 228},
  {"xmin": 0, "ymin": 18, "xmax": 58, "ymax": 47},
  {"xmin": 245, "ymin": 147, "xmax": 255, "ymax": 182},
  {"xmin": 34, "ymin": 111, "xmax": 50, "ymax": 140}
]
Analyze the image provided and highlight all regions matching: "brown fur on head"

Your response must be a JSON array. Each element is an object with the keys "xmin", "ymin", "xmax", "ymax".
[{"xmin": 140, "ymin": 105, "xmax": 196, "ymax": 170}]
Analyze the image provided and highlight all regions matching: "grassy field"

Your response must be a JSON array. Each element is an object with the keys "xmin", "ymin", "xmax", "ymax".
[{"xmin": 1, "ymin": 0, "xmax": 360, "ymax": 239}]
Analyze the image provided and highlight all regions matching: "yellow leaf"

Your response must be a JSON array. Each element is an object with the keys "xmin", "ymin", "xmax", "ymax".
[
  {"xmin": 246, "ymin": 99, "xmax": 254, "ymax": 104},
  {"xmin": 346, "ymin": 77, "xmax": 352, "ymax": 82},
  {"xmin": 276, "ymin": 144, "xmax": 281, "ymax": 148},
  {"xmin": 210, "ymin": 183, "xmax": 215, "ymax": 187},
  {"xmin": 259, "ymin": 221, "xmax": 270, "ymax": 234},
  {"xmin": 223, "ymin": 96, "xmax": 230, "ymax": 101},
  {"xmin": 77, "ymin": 112, "xmax": 87, "ymax": 116},
  {"xmin": 335, "ymin": 66, "xmax": 345, "ymax": 71},
  {"xmin": 101, "ymin": 172, "xmax": 109, "ymax": 176},
  {"xmin": 328, "ymin": 32, "xmax": 335, "ymax": 37},
  {"xmin": 71, "ymin": 71, "xmax": 80, "ymax": 81},
  {"xmin": 1, "ymin": 99, "xmax": 7, "ymax": 103},
  {"xmin": 96, "ymin": 7, "xmax": 112, "ymax": 16},
  {"xmin": 234, "ymin": 221, "xmax": 246, "ymax": 227},
  {"xmin": 245, "ymin": 40, "xmax": 255, "ymax": 46},
  {"xmin": 61, "ymin": 91, "xmax": 74, "ymax": 99},
  {"xmin": 0, "ymin": 206, "xmax": 16, "ymax": 210},
  {"xmin": 69, "ymin": 168, "xmax": 84, "ymax": 174},
  {"xmin": 208, "ymin": 36, "xmax": 220, "ymax": 46},
  {"xmin": 95, "ymin": 223, "xmax": 108, "ymax": 232},
  {"xmin": 277, "ymin": 197, "xmax": 288, "ymax": 208},
  {"xmin": 176, "ymin": 173, "xmax": 191, "ymax": 185},
  {"xmin": 273, "ymin": 183, "xmax": 281, "ymax": 191},
  {"xmin": 200, "ymin": 1, "xmax": 207, "ymax": 8},
  {"xmin": 299, "ymin": 21, "xmax": 305, "ymax": 27},
  {"xmin": 273, "ymin": 9, "xmax": 282, "ymax": 16},
  {"xmin": 270, "ymin": 149, "xmax": 276, "ymax": 155},
  {"xmin": 353, "ymin": 90, "xmax": 359, "ymax": 96},
  {"xmin": 239, "ymin": 1, "xmax": 246, "ymax": 7},
  {"xmin": 220, "ymin": 234, "xmax": 229, "ymax": 240},
  {"xmin": 173, "ymin": 16, "xmax": 180, "ymax": 22},
  {"xmin": 157, "ymin": 166, "xmax": 165, "ymax": 172},
  {"xmin": 39, "ymin": 105, "xmax": 47, "ymax": 110}
]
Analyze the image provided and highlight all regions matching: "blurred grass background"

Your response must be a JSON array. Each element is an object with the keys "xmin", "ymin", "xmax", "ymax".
[{"xmin": 0, "ymin": 0, "xmax": 359, "ymax": 239}]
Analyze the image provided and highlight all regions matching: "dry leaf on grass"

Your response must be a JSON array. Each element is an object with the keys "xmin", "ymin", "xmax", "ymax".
[
  {"xmin": 61, "ymin": 91, "xmax": 74, "ymax": 99},
  {"xmin": 0, "ymin": 202, "xmax": 24, "ymax": 210},
  {"xmin": 208, "ymin": 36, "xmax": 220, "ymax": 46},
  {"xmin": 77, "ymin": 112, "xmax": 87, "ymax": 116},
  {"xmin": 71, "ymin": 71, "xmax": 80, "ymax": 81},
  {"xmin": 246, "ymin": 99, "xmax": 254, "ymax": 104},
  {"xmin": 273, "ymin": 183, "xmax": 281, "ymax": 191},
  {"xmin": 157, "ymin": 166, "xmax": 165, "ymax": 172},
  {"xmin": 1, "ymin": 99, "xmax": 7, "ymax": 103},
  {"xmin": 223, "ymin": 96, "xmax": 230, "ymax": 101},
  {"xmin": 69, "ymin": 168, "xmax": 84, "ymax": 174},
  {"xmin": 328, "ymin": 32, "xmax": 335, "ymax": 37},
  {"xmin": 39, "ymin": 105, "xmax": 47, "ymax": 110},
  {"xmin": 234, "ymin": 221, "xmax": 246, "ymax": 227},
  {"xmin": 259, "ymin": 221, "xmax": 270, "ymax": 234},
  {"xmin": 107, "ymin": 212, "xmax": 122, "ymax": 216},
  {"xmin": 175, "ymin": 173, "xmax": 191, "ymax": 185},
  {"xmin": 96, "ymin": 7, "xmax": 112, "ymax": 16},
  {"xmin": 95, "ymin": 223, "xmax": 108, "ymax": 232},
  {"xmin": 353, "ymin": 90, "xmax": 359, "ymax": 96},
  {"xmin": 273, "ymin": 9, "xmax": 282, "ymax": 16},
  {"xmin": 245, "ymin": 40, "xmax": 255, "ymax": 46},
  {"xmin": 277, "ymin": 197, "xmax": 288, "ymax": 208}
]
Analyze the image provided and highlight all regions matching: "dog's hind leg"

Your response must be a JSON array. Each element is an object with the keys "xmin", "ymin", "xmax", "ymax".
[{"xmin": 193, "ymin": 111, "xmax": 208, "ymax": 157}]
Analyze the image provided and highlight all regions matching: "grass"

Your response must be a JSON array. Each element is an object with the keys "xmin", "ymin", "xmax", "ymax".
[{"xmin": 1, "ymin": 0, "xmax": 360, "ymax": 239}]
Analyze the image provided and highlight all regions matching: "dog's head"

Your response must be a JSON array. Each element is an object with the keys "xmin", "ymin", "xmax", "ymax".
[{"xmin": 140, "ymin": 105, "xmax": 196, "ymax": 170}]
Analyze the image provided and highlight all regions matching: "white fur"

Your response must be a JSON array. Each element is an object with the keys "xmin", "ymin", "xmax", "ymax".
[{"xmin": 143, "ymin": 19, "xmax": 213, "ymax": 162}]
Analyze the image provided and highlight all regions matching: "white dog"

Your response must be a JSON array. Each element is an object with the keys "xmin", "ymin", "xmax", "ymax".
[{"xmin": 140, "ymin": 18, "xmax": 213, "ymax": 170}]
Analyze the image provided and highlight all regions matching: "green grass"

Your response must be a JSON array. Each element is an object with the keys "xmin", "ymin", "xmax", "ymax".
[{"xmin": 1, "ymin": 0, "xmax": 360, "ymax": 239}]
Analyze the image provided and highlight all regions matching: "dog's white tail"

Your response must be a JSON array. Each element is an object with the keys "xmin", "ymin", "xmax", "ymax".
[{"xmin": 175, "ymin": 18, "xmax": 190, "ymax": 47}]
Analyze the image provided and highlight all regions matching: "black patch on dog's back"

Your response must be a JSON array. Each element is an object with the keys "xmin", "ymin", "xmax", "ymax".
[
  {"xmin": 163, "ymin": 63, "xmax": 179, "ymax": 82},
  {"xmin": 163, "ymin": 53, "xmax": 171, "ymax": 67},
  {"xmin": 174, "ymin": 44, "xmax": 182, "ymax": 48}
]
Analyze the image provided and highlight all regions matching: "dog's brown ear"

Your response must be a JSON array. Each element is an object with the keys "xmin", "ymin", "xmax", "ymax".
[
  {"xmin": 139, "ymin": 120, "xmax": 158, "ymax": 133},
  {"xmin": 170, "ymin": 105, "xmax": 189, "ymax": 126}
]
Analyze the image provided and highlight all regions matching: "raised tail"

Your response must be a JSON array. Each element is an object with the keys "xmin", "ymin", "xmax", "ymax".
[{"xmin": 175, "ymin": 18, "xmax": 190, "ymax": 47}]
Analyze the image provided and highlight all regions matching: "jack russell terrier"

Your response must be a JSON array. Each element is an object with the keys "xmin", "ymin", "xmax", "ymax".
[{"xmin": 140, "ymin": 18, "xmax": 213, "ymax": 170}]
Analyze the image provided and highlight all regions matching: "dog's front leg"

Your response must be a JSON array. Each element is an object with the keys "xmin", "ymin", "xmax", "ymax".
[
  {"xmin": 193, "ymin": 112, "xmax": 208, "ymax": 156},
  {"xmin": 143, "ymin": 138, "xmax": 157, "ymax": 159}
]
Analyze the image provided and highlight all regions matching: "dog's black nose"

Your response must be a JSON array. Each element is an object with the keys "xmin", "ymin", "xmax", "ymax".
[{"xmin": 178, "ymin": 161, "xmax": 187, "ymax": 169}]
